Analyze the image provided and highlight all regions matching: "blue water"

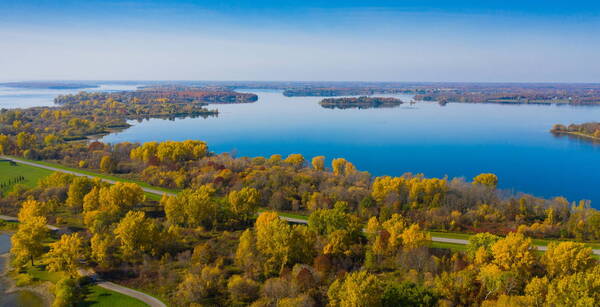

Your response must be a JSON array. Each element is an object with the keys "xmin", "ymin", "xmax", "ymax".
[
  {"xmin": 0, "ymin": 84, "xmax": 141, "ymax": 109},
  {"xmin": 99, "ymin": 90, "xmax": 600, "ymax": 206}
]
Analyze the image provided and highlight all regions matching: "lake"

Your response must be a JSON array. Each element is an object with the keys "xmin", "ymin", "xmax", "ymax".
[
  {"xmin": 101, "ymin": 89, "xmax": 600, "ymax": 207},
  {"xmin": 2, "ymin": 86, "xmax": 600, "ymax": 207}
]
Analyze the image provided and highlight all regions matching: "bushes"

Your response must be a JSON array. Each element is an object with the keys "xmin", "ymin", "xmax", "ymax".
[
  {"xmin": 52, "ymin": 277, "xmax": 80, "ymax": 307},
  {"xmin": 227, "ymin": 275, "xmax": 260, "ymax": 304}
]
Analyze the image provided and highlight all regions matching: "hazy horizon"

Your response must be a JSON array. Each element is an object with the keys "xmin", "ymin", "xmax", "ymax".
[{"xmin": 2, "ymin": 0, "xmax": 600, "ymax": 83}]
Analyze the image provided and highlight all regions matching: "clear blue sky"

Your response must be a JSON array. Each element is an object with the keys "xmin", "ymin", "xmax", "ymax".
[{"xmin": 1, "ymin": 0, "xmax": 599, "ymax": 82}]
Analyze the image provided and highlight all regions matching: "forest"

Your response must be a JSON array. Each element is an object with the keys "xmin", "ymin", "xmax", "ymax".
[{"xmin": 1, "ymin": 88, "xmax": 600, "ymax": 306}]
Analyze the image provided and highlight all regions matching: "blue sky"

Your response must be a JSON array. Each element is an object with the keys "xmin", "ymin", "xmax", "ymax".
[{"xmin": 1, "ymin": 0, "xmax": 599, "ymax": 82}]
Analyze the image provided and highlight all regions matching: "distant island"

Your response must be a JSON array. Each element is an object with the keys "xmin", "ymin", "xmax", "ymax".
[
  {"xmin": 0, "ymin": 82, "xmax": 99, "ymax": 90},
  {"xmin": 319, "ymin": 96, "xmax": 404, "ymax": 109},
  {"xmin": 551, "ymin": 122, "xmax": 600, "ymax": 141}
]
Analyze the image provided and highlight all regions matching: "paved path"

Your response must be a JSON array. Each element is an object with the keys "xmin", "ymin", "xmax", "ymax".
[
  {"xmin": 279, "ymin": 216, "xmax": 600, "ymax": 255},
  {"xmin": 1, "ymin": 156, "xmax": 175, "ymax": 197},
  {"xmin": 78, "ymin": 269, "xmax": 166, "ymax": 307},
  {"xmin": 4, "ymin": 156, "xmax": 600, "ymax": 256}
]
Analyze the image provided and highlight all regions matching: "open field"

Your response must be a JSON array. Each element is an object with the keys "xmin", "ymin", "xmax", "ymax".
[{"xmin": 0, "ymin": 160, "xmax": 53, "ymax": 193}]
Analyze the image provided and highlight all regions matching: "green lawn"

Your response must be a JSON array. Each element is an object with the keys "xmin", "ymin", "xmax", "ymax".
[
  {"xmin": 0, "ymin": 160, "xmax": 53, "ymax": 193},
  {"xmin": 25, "ymin": 263, "xmax": 148, "ymax": 307},
  {"xmin": 16, "ymin": 157, "xmax": 176, "ymax": 193},
  {"xmin": 79, "ymin": 285, "xmax": 148, "ymax": 307}
]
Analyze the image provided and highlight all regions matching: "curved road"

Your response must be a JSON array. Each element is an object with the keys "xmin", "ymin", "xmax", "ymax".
[
  {"xmin": 78, "ymin": 269, "xmax": 166, "ymax": 307},
  {"xmin": 0, "ymin": 212, "xmax": 165, "ymax": 307}
]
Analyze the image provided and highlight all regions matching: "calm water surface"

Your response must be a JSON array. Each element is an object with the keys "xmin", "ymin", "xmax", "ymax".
[
  {"xmin": 100, "ymin": 90, "xmax": 600, "ymax": 207},
  {"xmin": 0, "ymin": 84, "xmax": 140, "ymax": 109},
  {"xmin": 0, "ymin": 233, "xmax": 44, "ymax": 307}
]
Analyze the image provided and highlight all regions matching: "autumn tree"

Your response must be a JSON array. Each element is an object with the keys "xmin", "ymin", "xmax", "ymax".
[
  {"xmin": 235, "ymin": 229, "xmax": 261, "ymax": 278},
  {"xmin": 113, "ymin": 211, "xmax": 159, "ymax": 262},
  {"xmin": 46, "ymin": 233, "xmax": 84, "ymax": 277},
  {"xmin": 66, "ymin": 177, "xmax": 95, "ymax": 210},
  {"xmin": 491, "ymin": 232, "xmax": 538, "ymax": 275},
  {"xmin": 99, "ymin": 155, "xmax": 116, "ymax": 173},
  {"xmin": 227, "ymin": 275, "xmax": 260, "ymax": 304},
  {"xmin": 284, "ymin": 153, "xmax": 305, "ymax": 168},
  {"xmin": 228, "ymin": 187, "xmax": 260, "ymax": 224},
  {"xmin": 163, "ymin": 185, "xmax": 218, "ymax": 228},
  {"xmin": 542, "ymin": 241, "xmax": 594, "ymax": 277},
  {"xmin": 255, "ymin": 212, "xmax": 314, "ymax": 275},
  {"xmin": 466, "ymin": 232, "xmax": 501, "ymax": 263},
  {"xmin": 473, "ymin": 173, "xmax": 499, "ymax": 188},
  {"xmin": 311, "ymin": 155, "xmax": 325, "ymax": 171},
  {"xmin": 328, "ymin": 271, "xmax": 384, "ymax": 307},
  {"xmin": 11, "ymin": 216, "xmax": 48, "ymax": 266}
]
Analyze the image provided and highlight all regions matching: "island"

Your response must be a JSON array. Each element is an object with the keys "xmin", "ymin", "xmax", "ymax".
[
  {"xmin": 551, "ymin": 122, "xmax": 600, "ymax": 141},
  {"xmin": 319, "ymin": 96, "xmax": 404, "ymax": 109}
]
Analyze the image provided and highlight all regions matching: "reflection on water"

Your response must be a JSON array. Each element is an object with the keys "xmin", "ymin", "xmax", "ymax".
[{"xmin": 0, "ymin": 234, "xmax": 44, "ymax": 307}]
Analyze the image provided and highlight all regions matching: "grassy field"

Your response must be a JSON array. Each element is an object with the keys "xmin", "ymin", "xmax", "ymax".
[
  {"xmin": 0, "ymin": 160, "xmax": 53, "ymax": 193},
  {"xmin": 26, "ymin": 263, "xmax": 148, "ymax": 307},
  {"xmin": 79, "ymin": 285, "xmax": 148, "ymax": 307},
  {"xmin": 10, "ymin": 157, "xmax": 176, "ymax": 193}
]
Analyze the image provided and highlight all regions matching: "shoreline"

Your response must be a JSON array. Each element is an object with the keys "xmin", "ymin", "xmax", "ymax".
[
  {"xmin": 0, "ymin": 235, "xmax": 53, "ymax": 307},
  {"xmin": 551, "ymin": 130, "xmax": 600, "ymax": 142}
]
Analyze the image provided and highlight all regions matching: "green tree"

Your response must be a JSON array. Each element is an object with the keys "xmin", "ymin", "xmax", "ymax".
[{"xmin": 381, "ymin": 281, "xmax": 439, "ymax": 307}]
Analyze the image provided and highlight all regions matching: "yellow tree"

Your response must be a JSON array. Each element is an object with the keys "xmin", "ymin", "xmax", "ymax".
[
  {"xmin": 311, "ymin": 156, "xmax": 325, "ymax": 171},
  {"xmin": 332, "ymin": 158, "xmax": 355, "ymax": 176},
  {"xmin": 99, "ymin": 155, "xmax": 116, "ymax": 173},
  {"xmin": 542, "ymin": 241, "xmax": 594, "ymax": 277},
  {"xmin": 235, "ymin": 229, "xmax": 261, "ymax": 278},
  {"xmin": 228, "ymin": 187, "xmax": 260, "ymax": 224},
  {"xmin": 66, "ymin": 177, "xmax": 95, "ymax": 211},
  {"xmin": 17, "ymin": 199, "xmax": 47, "ymax": 222},
  {"xmin": 546, "ymin": 266, "xmax": 600, "ymax": 306},
  {"xmin": 400, "ymin": 224, "xmax": 430, "ymax": 251},
  {"xmin": 91, "ymin": 233, "xmax": 113, "ymax": 268},
  {"xmin": 46, "ymin": 233, "xmax": 84, "ymax": 277},
  {"xmin": 327, "ymin": 271, "xmax": 384, "ymax": 307},
  {"xmin": 113, "ymin": 211, "xmax": 159, "ymax": 262},
  {"xmin": 11, "ymin": 216, "xmax": 48, "ymax": 266},
  {"xmin": 98, "ymin": 182, "xmax": 145, "ymax": 215},
  {"xmin": 491, "ymin": 232, "xmax": 537, "ymax": 274},
  {"xmin": 284, "ymin": 153, "xmax": 305, "ymax": 168},
  {"xmin": 473, "ymin": 173, "xmax": 499, "ymax": 188},
  {"xmin": 255, "ymin": 212, "xmax": 293, "ymax": 275}
]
